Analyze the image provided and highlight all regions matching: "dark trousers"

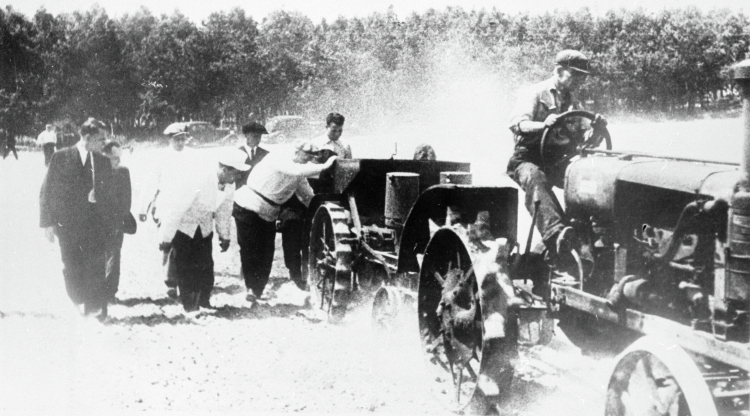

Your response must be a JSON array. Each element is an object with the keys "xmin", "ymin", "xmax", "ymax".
[
  {"xmin": 56, "ymin": 211, "xmax": 107, "ymax": 310},
  {"xmin": 43, "ymin": 143, "xmax": 56, "ymax": 166},
  {"xmin": 234, "ymin": 204, "xmax": 276, "ymax": 297},
  {"xmin": 104, "ymin": 231, "xmax": 124, "ymax": 299},
  {"xmin": 509, "ymin": 161, "xmax": 567, "ymax": 247},
  {"xmin": 281, "ymin": 219, "xmax": 304, "ymax": 285},
  {"xmin": 169, "ymin": 228, "xmax": 214, "ymax": 311}
]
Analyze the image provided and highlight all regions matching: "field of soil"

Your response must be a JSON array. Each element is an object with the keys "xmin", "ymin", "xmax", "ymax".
[{"xmin": 0, "ymin": 115, "xmax": 743, "ymax": 415}]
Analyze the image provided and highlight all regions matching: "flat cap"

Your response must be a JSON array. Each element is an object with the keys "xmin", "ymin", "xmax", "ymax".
[
  {"xmin": 556, "ymin": 50, "xmax": 590, "ymax": 74},
  {"xmin": 218, "ymin": 148, "xmax": 251, "ymax": 171},
  {"xmin": 163, "ymin": 123, "xmax": 189, "ymax": 137},
  {"xmin": 242, "ymin": 122, "xmax": 268, "ymax": 135}
]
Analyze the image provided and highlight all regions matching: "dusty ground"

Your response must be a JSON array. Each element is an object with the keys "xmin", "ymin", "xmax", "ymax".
[{"xmin": 1, "ymin": 116, "xmax": 741, "ymax": 415}]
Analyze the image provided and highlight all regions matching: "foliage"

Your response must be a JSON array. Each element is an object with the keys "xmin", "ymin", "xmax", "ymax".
[{"xmin": 1, "ymin": 5, "xmax": 749, "ymax": 138}]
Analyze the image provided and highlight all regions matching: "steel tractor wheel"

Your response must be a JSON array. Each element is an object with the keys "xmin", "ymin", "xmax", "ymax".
[
  {"xmin": 418, "ymin": 228, "xmax": 517, "ymax": 414},
  {"xmin": 605, "ymin": 336, "xmax": 719, "ymax": 416},
  {"xmin": 308, "ymin": 203, "xmax": 354, "ymax": 323}
]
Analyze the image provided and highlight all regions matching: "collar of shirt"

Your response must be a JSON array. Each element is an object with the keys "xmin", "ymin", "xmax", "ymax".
[
  {"xmin": 545, "ymin": 76, "xmax": 573, "ymax": 111},
  {"xmin": 241, "ymin": 144, "xmax": 257, "ymax": 157},
  {"xmin": 75, "ymin": 140, "xmax": 89, "ymax": 165},
  {"xmin": 536, "ymin": 77, "xmax": 558, "ymax": 111}
]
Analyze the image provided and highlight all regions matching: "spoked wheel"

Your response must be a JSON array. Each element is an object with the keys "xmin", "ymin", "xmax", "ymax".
[
  {"xmin": 418, "ymin": 228, "xmax": 514, "ymax": 414},
  {"xmin": 308, "ymin": 203, "xmax": 354, "ymax": 323},
  {"xmin": 605, "ymin": 336, "xmax": 718, "ymax": 416}
]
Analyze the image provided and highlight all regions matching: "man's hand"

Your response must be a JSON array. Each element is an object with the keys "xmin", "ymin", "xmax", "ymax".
[
  {"xmin": 158, "ymin": 241, "xmax": 172, "ymax": 252},
  {"xmin": 584, "ymin": 113, "xmax": 608, "ymax": 148},
  {"xmin": 219, "ymin": 238, "xmax": 230, "ymax": 252},
  {"xmin": 543, "ymin": 114, "xmax": 560, "ymax": 128},
  {"xmin": 592, "ymin": 113, "xmax": 608, "ymax": 129},
  {"xmin": 139, "ymin": 214, "xmax": 147, "ymax": 222},
  {"xmin": 44, "ymin": 226, "xmax": 56, "ymax": 243}
]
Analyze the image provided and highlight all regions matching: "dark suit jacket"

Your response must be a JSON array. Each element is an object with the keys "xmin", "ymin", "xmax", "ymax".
[
  {"xmin": 40, "ymin": 146, "xmax": 119, "ymax": 237},
  {"xmin": 112, "ymin": 166, "xmax": 133, "ymax": 234},
  {"xmin": 236, "ymin": 145, "xmax": 269, "ymax": 187}
]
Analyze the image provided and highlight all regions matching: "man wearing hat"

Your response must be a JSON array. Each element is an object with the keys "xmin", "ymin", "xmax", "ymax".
[
  {"xmin": 139, "ymin": 123, "xmax": 197, "ymax": 299},
  {"xmin": 37, "ymin": 124, "xmax": 58, "ymax": 166},
  {"xmin": 237, "ymin": 122, "xmax": 270, "ymax": 186},
  {"xmin": 156, "ymin": 147, "xmax": 249, "ymax": 311},
  {"xmin": 235, "ymin": 121, "xmax": 309, "ymax": 291},
  {"xmin": 233, "ymin": 140, "xmax": 337, "ymax": 304},
  {"xmin": 507, "ymin": 49, "xmax": 606, "ymax": 260}
]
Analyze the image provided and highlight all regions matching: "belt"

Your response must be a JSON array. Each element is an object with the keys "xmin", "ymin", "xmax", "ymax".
[{"xmin": 250, "ymin": 187, "xmax": 281, "ymax": 207}]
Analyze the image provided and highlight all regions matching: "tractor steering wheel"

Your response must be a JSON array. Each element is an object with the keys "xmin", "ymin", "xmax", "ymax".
[{"xmin": 539, "ymin": 110, "xmax": 611, "ymax": 170}]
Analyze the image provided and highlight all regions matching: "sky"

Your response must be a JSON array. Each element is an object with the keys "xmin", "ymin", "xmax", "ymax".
[{"xmin": 5, "ymin": 0, "xmax": 750, "ymax": 23}]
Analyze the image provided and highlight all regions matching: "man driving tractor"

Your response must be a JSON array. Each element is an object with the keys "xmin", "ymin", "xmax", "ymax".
[{"xmin": 507, "ymin": 49, "xmax": 607, "ymax": 264}]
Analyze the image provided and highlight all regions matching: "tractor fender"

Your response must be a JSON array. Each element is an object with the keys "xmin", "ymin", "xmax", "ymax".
[{"xmin": 397, "ymin": 184, "xmax": 519, "ymax": 274}]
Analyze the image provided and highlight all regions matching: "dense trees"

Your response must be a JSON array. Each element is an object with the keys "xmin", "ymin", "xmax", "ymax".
[{"xmin": 0, "ymin": 5, "xmax": 748, "ymax": 137}]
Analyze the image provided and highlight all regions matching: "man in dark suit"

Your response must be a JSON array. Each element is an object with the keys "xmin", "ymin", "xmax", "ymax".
[
  {"xmin": 236, "ymin": 122, "xmax": 270, "ymax": 185},
  {"xmin": 40, "ymin": 118, "xmax": 119, "ymax": 320},
  {"xmin": 102, "ymin": 141, "xmax": 134, "ymax": 301}
]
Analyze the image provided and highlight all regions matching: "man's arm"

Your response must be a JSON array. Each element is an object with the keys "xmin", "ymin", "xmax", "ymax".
[
  {"xmin": 40, "ymin": 151, "xmax": 61, "ymax": 229},
  {"xmin": 508, "ymin": 84, "xmax": 561, "ymax": 141},
  {"xmin": 138, "ymin": 164, "xmax": 160, "ymax": 222},
  {"xmin": 214, "ymin": 181, "xmax": 233, "ymax": 246},
  {"xmin": 294, "ymin": 179, "xmax": 315, "ymax": 207},
  {"xmin": 40, "ymin": 151, "xmax": 64, "ymax": 241},
  {"xmin": 277, "ymin": 155, "xmax": 338, "ymax": 177}
]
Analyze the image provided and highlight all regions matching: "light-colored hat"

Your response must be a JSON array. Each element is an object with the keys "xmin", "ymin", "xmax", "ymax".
[
  {"xmin": 218, "ymin": 148, "xmax": 251, "ymax": 171},
  {"xmin": 163, "ymin": 123, "xmax": 189, "ymax": 138}
]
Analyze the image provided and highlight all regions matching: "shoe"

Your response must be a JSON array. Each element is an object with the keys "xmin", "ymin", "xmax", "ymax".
[
  {"xmin": 246, "ymin": 290, "xmax": 257, "ymax": 304},
  {"xmin": 166, "ymin": 287, "xmax": 178, "ymax": 300},
  {"xmin": 292, "ymin": 279, "xmax": 307, "ymax": 291},
  {"xmin": 98, "ymin": 304, "xmax": 108, "ymax": 322}
]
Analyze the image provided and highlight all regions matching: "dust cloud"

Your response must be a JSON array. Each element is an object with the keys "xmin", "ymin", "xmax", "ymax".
[{"xmin": 337, "ymin": 40, "xmax": 521, "ymax": 187}]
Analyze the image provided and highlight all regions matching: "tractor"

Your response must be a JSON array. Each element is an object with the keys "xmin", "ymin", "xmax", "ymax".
[{"xmin": 301, "ymin": 59, "xmax": 750, "ymax": 416}]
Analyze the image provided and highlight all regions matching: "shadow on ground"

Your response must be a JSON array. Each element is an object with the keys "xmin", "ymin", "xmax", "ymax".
[{"xmin": 105, "ymin": 300, "xmax": 317, "ymax": 326}]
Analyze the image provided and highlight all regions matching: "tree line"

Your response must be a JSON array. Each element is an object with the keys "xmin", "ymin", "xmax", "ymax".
[{"xmin": 1, "ymin": 5, "xmax": 748, "ymax": 139}]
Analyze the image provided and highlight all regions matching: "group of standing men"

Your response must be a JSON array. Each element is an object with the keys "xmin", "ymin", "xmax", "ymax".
[
  {"xmin": 38, "ymin": 112, "xmax": 348, "ymax": 318},
  {"xmin": 39, "ymin": 48, "xmax": 599, "ymax": 319},
  {"xmin": 134, "ymin": 112, "xmax": 349, "ymax": 311}
]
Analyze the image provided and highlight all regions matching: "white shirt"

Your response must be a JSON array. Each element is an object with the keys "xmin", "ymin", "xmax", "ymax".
[
  {"xmin": 157, "ymin": 159, "xmax": 232, "ymax": 243},
  {"xmin": 37, "ymin": 130, "xmax": 57, "ymax": 145},
  {"xmin": 234, "ymin": 151, "xmax": 322, "ymax": 222},
  {"xmin": 75, "ymin": 140, "xmax": 90, "ymax": 165},
  {"xmin": 138, "ymin": 147, "xmax": 231, "ymax": 242},
  {"xmin": 239, "ymin": 143, "xmax": 259, "ymax": 159},
  {"xmin": 75, "ymin": 140, "xmax": 96, "ymax": 203},
  {"xmin": 312, "ymin": 134, "xmax": 352, "ymax": 159},
  {"xmin": 139, "ymin": 147, "xmax": 195, "ymax": 216}
]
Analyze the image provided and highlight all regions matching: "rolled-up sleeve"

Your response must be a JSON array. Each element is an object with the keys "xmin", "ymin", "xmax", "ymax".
[
  {"xmin": 295, "ymin": 179, "xmax": 315, "ymax": 207},
  {"xmin": 508, "ymin": 85, "xmax": 538, "ymax": 135}
]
